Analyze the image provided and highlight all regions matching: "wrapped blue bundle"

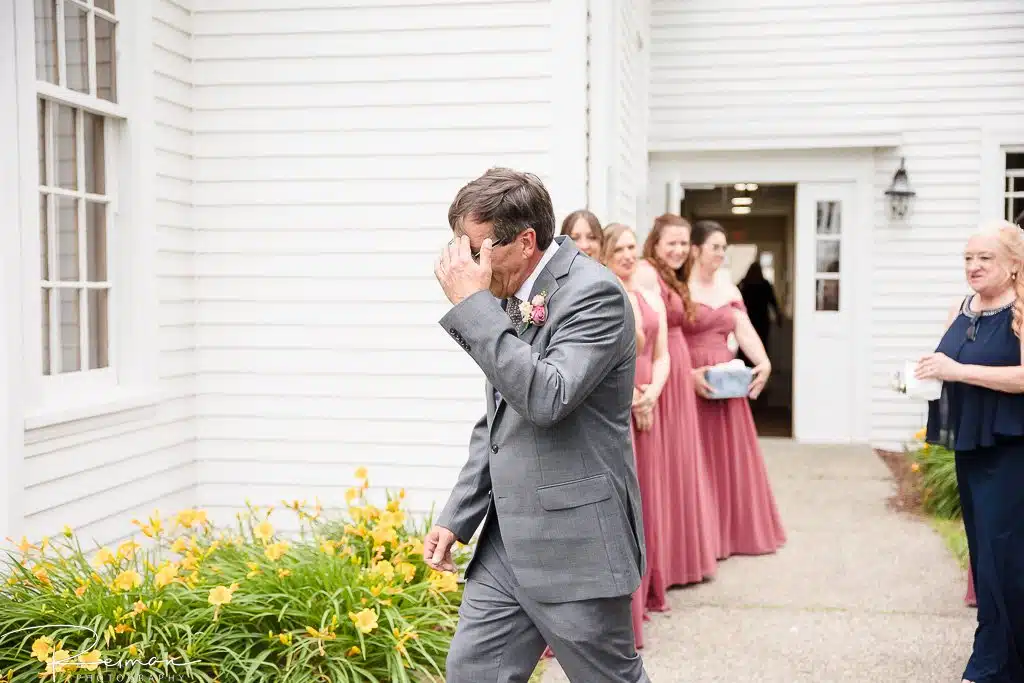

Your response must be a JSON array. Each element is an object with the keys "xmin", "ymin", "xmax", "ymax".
[{"xmin": 704, "ymin": 360, "xmax": 753, "ymax": 399}]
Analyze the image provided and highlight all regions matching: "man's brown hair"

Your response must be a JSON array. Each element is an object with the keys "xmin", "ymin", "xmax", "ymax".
[{"xmin": 448, "ymin": 168, "xmax": 556, "ymax": 249}]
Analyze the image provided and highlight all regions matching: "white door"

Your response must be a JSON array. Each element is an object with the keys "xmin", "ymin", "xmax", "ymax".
[{"xmin": 793, "ymin": 182, "xmax": 856, "ymax": 443}]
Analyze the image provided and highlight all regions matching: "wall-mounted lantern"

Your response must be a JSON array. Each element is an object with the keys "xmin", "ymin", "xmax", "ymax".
[{"xmin": 884, "ymin": 157, "xmax": 916, "ymax": 219}]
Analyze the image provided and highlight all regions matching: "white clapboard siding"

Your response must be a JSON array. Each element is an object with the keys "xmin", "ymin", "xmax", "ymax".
[
  {"xmin": 650, "ymin": 0, "xmax": 1024, "ymax": 448},
  {"xmin": 20, "ymin": 0, "xmax": 199, "ymax": 545},
  {"xmin": 189, "ymin": 0, "xmax": 557, "ymax": 519}
]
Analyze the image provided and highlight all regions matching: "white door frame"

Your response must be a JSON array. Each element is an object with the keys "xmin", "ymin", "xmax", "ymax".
[
  {"xmin": 1, "ymin": 0, "xmax": 27, "ymax": 542},
  {"xmin": 648, "ymin": 149, "xmax": 877, "ymax": 444}
]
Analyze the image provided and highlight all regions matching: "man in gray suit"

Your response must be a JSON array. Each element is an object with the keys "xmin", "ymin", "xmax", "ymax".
[{"xmin": 426, "ymin": 168, "xmax": 650, "ymax": 682}]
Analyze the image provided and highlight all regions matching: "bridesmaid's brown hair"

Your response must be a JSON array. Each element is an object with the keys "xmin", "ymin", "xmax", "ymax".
[
  {"xmin": 560, "ymin": 209, "xmax": 603, "ymax": 246},
  {"xmin": 642, "ymin": 213, "xmax": 696, "ymax": 320}
]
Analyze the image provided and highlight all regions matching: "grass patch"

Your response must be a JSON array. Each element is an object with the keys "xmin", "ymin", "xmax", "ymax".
[{"xmin": 931, "ymin": 517, "xmax": 969, "ymax": 570}]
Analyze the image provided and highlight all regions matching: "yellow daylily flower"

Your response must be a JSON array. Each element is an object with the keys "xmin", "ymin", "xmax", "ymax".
[
  {"xmin": 112, "ymin": 570, "xmax": 143, "ymax": 592},
  {"xmin": 264, "ymin": 541, "xmax": 289, "ymax": 561},
  {"xmin": 78, "ymin": 650, "xmax": 102, "ymax": 672},
  {"xmin": 354, "ymin": 467, "xmax": 368, "ymax": 481},
  {"xmin": 74, "ymin": 585, "xmax": 87, "ymax": 597},
  {"xmin": 371, "ymin": 560, "xmax": 396, "ymax": 582},
  {"xmin": 46, "ymin": 649, "xmax": 73, "ymax": 674},
  {"xmin": 207, "ymin": 583, "xmax": 239, "ymax": 606},
  {"xmin": 62, "ymin": 525, "xmax": 73, "ymax": 538},
  {"xmin": 131, "ymin": 600, "xmax": 148, "ymax": 616},
  {"xmin": 170, "ymin": 537, "xmax": 189, "ymax": 554},
  {"xmin": 348, "ymin": 608, "xmax": 378, "ymax": 634},
  {"xmin": 345, "ymin": 488, "xmax": 359, "ymax": 505},
  {"xmin": 92, "ymin": 547, "xmax": 115, "ymax": 567},
  {"xmin": 31, "ymin": 636, "xmax": 53, "ymax": 662},
  {"xmin": 429, "ymin": 571, "xmax": 459, "ymax": 594},
  {"xmin": 277, "ymin": 569, "xmax": 291, "ymax": 578},
  {"xmin": 253, "ymin": 521, "xmax": 274, "ymax": 543},
  {"xmin": 154, "ymin": 563, "xmax": 179, "ymax": 588},
  {"xmin": 397, "ymin": 562, "xmax": 417, "ymax": 583},
  {"xmin": 116, "ymin": 540, "xmax": 140, "ymax": 560},
  {"xmin": 346, "ymin": 646, "xmax": 361, "ymax": 657}
]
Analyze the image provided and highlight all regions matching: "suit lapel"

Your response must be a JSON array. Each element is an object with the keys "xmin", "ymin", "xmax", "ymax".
[{"xmin": 489, "ymin": 236, "xmax": 580, "ymax": 436}]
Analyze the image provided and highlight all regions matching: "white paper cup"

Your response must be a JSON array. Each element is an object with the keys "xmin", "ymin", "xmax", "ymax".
[{"xmin": 904, "ymin": 360, "xmax": 941, "ymax": 401}]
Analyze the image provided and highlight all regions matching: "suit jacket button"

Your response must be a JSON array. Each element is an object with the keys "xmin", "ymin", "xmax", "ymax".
[{"xmin": 491, "ymin": 444, "xmax": 499, "ymax": 453}]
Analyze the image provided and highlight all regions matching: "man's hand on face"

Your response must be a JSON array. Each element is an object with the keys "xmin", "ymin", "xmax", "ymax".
[{"xmin": 434, "ymin": 235, "xmax": 493, "ymax": 305}]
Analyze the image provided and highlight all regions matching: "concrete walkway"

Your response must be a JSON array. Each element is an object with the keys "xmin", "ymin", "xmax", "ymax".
[{"xmin": 541, "ymin": 439, "xmax": 976, "ymax": 683}]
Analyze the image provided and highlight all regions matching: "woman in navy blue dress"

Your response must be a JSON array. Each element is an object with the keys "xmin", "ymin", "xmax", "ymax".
[{"xmin": 917, "ymin": 220, "xmax": 1024, "ymax": 683}]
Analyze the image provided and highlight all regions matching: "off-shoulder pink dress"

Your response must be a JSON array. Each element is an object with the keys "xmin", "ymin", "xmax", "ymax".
[
  {"xmin": 650, "ymin": 275, "xmax": 719, "ymax": 584},
  {"xmin": 629, "ymin": 292, "xmax": 671, "ymax": 648},
  {"xmin": 682, "ymin": 300, "xmax": 786, "ymax": 557}
]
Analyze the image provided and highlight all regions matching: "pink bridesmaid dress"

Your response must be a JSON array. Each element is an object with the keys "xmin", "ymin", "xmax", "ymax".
[
  {"xmin": 682, "ymin": 300, "xmax": 786, "ymax": 558},
  {"xmin": 629, "ymin": 292, "xmax": 671, "ymax": 648},
  {"xmin": 651, "ymin": 275, "xmax": 719, "ymax": 585}
]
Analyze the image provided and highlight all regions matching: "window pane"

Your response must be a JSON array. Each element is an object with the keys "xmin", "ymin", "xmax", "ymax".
[
  {"xmin": 58, "ymin": 288, "xmax": 81, "ymax": 373},
  {"xmin": 1012, "ymin": 196, "xmax": 1024, "ymax": 225},
  {"xmin": 815, "ymin": 240, "xmax": 840, "ymax": 273},
  {"xmin": 39, "ymin": 194, "xmax": 50, "ymax": 280},
  {"xmin": 84, "ymin": 112, "xmax": 105, "ymax": 194},
  {"xmin": 86, "ymin": 201, "xmax": 107, "ymax": 280},
  {"xmin": 95, "ymin": 0, "xmax": 114, "ymax": 12},
  {"xmin": 88, "ymin": 289, "xmax": 109, "ymax": 369},
  {"xmin": 63, "ymin": 1, "xmax": 89, "ymax": 94},
  {"xmin": 815, "ymin": 279, "xmax": 839, "ymax": 312},
  {"xmin": 37, "ymin": 99, "xmax": 47, "ymax": 184},
  {"xmin": 57, "ymin": 196, "xmax": 79, "ymax": 281},
  {"xmin": 95, "ymin": 16, "xmax": 117, "ymax": 103},
  {"xmin": 815, "ymin": 200, "xmax": 841, "ymax": 235},
  {"xmin": 34, "ymin": 0, "xmax": 58, "ymax": 83},
  {"xmin": 56, "ymin": 104, "xmax": 77, "ymax": 190},
  {"xmin": 1007, "ymin": 153, "xmax": 1024, "ymax": 171},
  {"xmin": 41, "ymin": 289, "xmax": 52, "ymax": 375},
  {"xmin": 1013, "ymin": 175, "xmax": 1024, "ymax": 194}
]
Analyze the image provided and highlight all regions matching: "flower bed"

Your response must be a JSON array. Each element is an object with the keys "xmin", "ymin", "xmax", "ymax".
[{"xmin": 0, "ymin": 469, "xmax": 467, "ymax": 682}]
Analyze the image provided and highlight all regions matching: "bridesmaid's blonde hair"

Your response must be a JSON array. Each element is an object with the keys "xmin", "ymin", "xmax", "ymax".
[{"xmin": 600, "ymin": 223, "xmax": 633, "ymax": 266}]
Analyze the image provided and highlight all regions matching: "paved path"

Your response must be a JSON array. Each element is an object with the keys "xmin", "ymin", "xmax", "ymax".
[{"xmin": 541, "ymin": 439, "xmax": 976, "ymax": 683}]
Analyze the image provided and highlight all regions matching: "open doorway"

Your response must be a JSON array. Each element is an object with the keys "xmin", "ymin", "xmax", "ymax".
[{"xmin": 681, "ymin": 184, "xmax": 796, "ymax": 438}]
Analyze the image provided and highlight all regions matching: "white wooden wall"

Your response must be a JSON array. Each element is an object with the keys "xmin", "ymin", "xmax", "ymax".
[
  {"xmin": 649, "ymin": 0, "xmax": 1024, "ymax": 447},
  {"xmin": 187, "ymin": 0, "xmax": 586, "ymax": 528}
]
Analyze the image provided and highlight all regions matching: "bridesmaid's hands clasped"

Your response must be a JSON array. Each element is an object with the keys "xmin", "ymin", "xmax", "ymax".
[
  {"xmin": 749, "ymin": 362, "xmax": 771, "ymax": 400},
  {"xmin": 692, "ymin": 367, "xmax": 713, "ymax": 398}
]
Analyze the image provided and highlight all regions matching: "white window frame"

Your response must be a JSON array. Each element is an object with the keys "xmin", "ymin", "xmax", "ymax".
[
  {"xmin": 1004, "ymin": 146, "xmax": 1024, "ymax": 225},
  {"xmin": 14, "ymin": 0, "xmax": 160, "ymax": 429},
  {"xmin": 981, "ymin": 126, "xmax": 1024, "ymax": 225}
]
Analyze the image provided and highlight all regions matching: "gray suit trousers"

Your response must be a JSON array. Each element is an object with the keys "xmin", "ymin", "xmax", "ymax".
[{"xmin": 446, "ymin": 521, "xmax": 652, "ymax": 683}]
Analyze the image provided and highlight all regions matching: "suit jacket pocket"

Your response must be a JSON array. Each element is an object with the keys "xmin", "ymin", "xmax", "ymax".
[{"xmin": 536, "ymin": 473, "xmax": 612, "ymax": 511}]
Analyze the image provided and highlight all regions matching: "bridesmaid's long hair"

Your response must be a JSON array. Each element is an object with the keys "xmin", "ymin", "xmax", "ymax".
[
  {"xmin": 686, "ymin": 220, "xmax": 728, "ymax": 281},
  {"xmin": 560, "ymin": 209, "xmax": 603, "ymax": 245},
  {"xmin": 643, "ymin": 213, "xmax": 696, "ymax": 320},
  {"xmin": 600, "ymin": 223, "xmax": 632, "ymax": 267}
]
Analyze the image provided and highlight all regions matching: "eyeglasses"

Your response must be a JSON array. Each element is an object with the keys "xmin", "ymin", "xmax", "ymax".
[
  {"xmin": 450, "ymin": 236, "xmax": 512, "ymax": 262},
  {"xmin": 966, "ymin": 317, "xmax": 979, "ymax": 342}
]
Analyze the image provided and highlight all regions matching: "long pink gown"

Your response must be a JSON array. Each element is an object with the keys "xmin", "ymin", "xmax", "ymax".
[
  {"xmin": 629, "ymin": 292, "xmax": 670, "ymax": 648},
  {"xmin": 683, "ymin": 300, "xmax": 786, "ymax": 557},
  {"xmin": 652, "ymin": 276, "xmax": 720, "ymax": 585}
]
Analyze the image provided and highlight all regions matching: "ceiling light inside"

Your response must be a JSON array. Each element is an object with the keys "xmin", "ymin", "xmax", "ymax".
[
  {"xmin": 731, "ymin": 197, "xmax": 753, "ymax": 205},
  {"xmin": 731, "ymin": 206, "xmax": 752, "ymax": 215}
]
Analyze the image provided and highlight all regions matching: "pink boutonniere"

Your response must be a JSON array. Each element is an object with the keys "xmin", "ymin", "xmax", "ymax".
[{"xmin": 517, "ymin": 291, "xmax": 548, "ymax": 332}]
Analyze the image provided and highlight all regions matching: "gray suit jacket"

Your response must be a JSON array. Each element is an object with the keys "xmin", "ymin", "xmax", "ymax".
[{"xmin": 437, "ymin": 235, "xmax": 646, "ymax": 604}]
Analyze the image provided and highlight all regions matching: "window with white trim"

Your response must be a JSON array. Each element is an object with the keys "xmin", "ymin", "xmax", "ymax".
[
  {"xmin": 33, "ymin": 0, "xmax": 119, "ymax": 378},
  {"xmin": 1006, "ymin": 149, "xmax": 1024, "ymax": 225}
]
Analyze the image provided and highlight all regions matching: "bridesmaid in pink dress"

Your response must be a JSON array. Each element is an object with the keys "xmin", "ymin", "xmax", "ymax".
[
  {"xmin": 635, "ymin": 214, "xmax": 720, "ymax": 584},
  {"xmin": 683, "ymin": 220, "xmax": 786, "ymax": 557},
  {"xmin": 603, "ymin": 224, "xmax": 673, "ymax": 647}
]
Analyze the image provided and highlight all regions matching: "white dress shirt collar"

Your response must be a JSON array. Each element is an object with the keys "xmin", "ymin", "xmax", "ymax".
[{"xmin": 514, "ymin": 239, "xmax": 560, "ymax": 302}]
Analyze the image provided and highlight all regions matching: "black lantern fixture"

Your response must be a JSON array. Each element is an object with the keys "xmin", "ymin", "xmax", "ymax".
[{"xmin": 885, "ymin": 157, "xmax": 916, "ymax": 219}]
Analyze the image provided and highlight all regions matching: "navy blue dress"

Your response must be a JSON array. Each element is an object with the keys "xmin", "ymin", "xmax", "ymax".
[{"xmin": 926, "ymin": 295, "xmax": 1024, "ymax": 683}]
